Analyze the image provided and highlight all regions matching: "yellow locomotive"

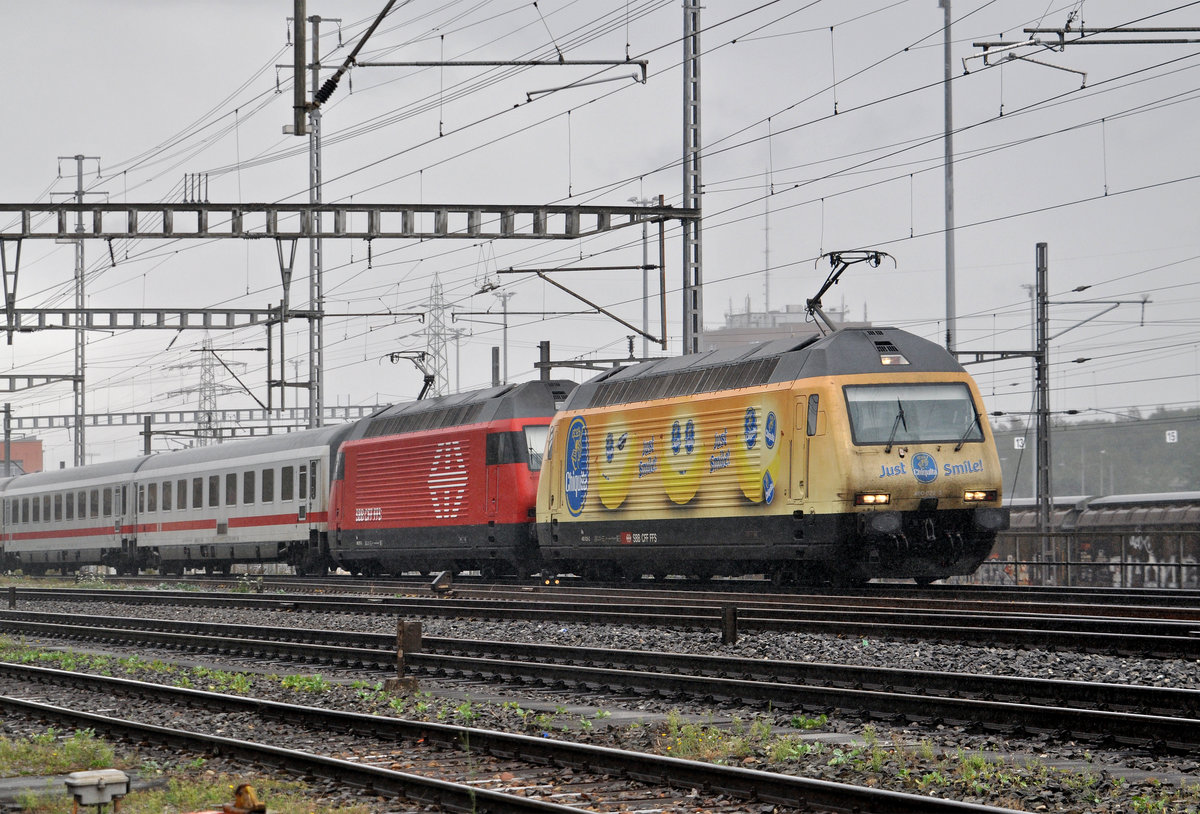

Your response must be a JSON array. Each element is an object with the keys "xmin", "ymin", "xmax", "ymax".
[{"xmin": 536, "ymin": 327, "xmax": 1008, "ymax": 584}]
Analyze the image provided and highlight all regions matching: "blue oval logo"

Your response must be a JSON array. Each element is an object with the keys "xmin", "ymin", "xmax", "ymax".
[
  {"xmin": 564, "ymin": 417, "xmax": 590, "ymax": 516},
  {"xmin": 912, "ymin": 452, "xmax": 938, "ymax": 484},
  {"xmin": 744, "ymin": 408, "xmax": 758, "ymax": 449},
  {"xmin": 684, "ymin": 419, "xmax": 695, "ymax": 454},
  {"xmin": 764, "ymin": 411, "xmax": 777, "ymax": 449},
  {"xmin": 671, "ymin": 420, "xmax": 682, "ymax": 455},
  {"xmin": 763, "ymin": 470, "xmax": 775, "ymax": 504}
]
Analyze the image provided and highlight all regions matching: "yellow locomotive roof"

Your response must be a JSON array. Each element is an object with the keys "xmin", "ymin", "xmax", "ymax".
[{"xmin": 567, "ymin": 328, "xmax": 967, "ymax": 411}]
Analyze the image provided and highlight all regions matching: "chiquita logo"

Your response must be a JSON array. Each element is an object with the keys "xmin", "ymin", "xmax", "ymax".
[
  {"xmin": 912, "ymin": 452, "xmax": 938, "ymax": 484},
  {"xmin": 564, "ymin": 416, "xmax": 590, "ymax": 516},
  {"xmin": 429, "ymin": 440, "xmax": 468, "ymax": 519},
  {"xmin": 744, "ymin": 407, "xmax": 758, "ymax": 449}
]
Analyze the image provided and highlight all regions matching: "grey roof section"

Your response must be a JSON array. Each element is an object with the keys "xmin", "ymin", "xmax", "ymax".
[
  {"xmin": 1, "ymin": 423, "xmax": 358, "ymax": 493},
  {"xmin": 137, "ymin": 422, "xmax": 358, "ymax": 473},
  {"xmin": 365, "ymin": 379, "xmax": 575, "ymax": 421},
  {"xmin": 564, "ymin": 328, "xmax": 966, "ymax": 411},
  {"xmin": 2, "ymin": 456, "xmax": 151, "ymax": 488},
  {"xmin": 769, "ymin": 327, "xmax": 964, "ymax": 382},
  {"xmin": 346, "ymin": 379, "xmax": 576, "ymax": 442}
]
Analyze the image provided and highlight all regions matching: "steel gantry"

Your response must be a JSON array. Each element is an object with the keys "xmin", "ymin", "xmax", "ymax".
[
  {"xmin": 0, "ymin": 200, "xmax": 692, "ymax": 457},
  {"xmin": 0, "ymin": 201, "xmax": 683, "ymax": 242}
]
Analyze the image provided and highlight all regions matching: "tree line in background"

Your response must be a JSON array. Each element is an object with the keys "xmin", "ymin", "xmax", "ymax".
[{"xmin": 991, "ymin": 406, "xmax": 1200, "ymax": 499}]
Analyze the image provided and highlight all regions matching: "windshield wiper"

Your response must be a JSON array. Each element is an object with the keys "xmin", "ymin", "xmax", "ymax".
[
  {"xmin": 884, "ymin": 399, "xmax": 907, "ymax": 454},
  {"xmin": 954, "ymin": 411, "xmax": 982, "ymax": 452}
]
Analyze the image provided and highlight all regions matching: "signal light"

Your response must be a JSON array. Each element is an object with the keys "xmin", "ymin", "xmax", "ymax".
[
  {"xmin": 963, "ymin": 490, "xmax": 997, "ymax": 502},
  {"xmin": 855, "ymin": 493, "xmax": 891, "ymax": 506}
]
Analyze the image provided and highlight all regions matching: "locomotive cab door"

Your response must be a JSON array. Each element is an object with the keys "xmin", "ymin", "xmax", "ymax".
[
  {"xmin": 485, "ymin": 466, "xmax": 499, "ymax": 518},
  {"xmin": 304, "ymin": 457, "xmax": 324, "ymax": 571},
  {"xmin": 790, "ymin": 395, "xmax": 814, "ymax": 503},
  {"xmin": 545, "ymin": 430, "xmax": 561, "ymax": 536},
  {"xmin": 121, "ymin": 484, "xmax": 139, "ymax": 573},
  {"xmin": 304, "ymin": 458, "xmax": 322, "ymax": 543}
]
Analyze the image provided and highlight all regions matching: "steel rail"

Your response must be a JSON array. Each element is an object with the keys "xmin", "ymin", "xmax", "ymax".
[
  {"xmin": 27, "ymin": 574, "xmax": 1200, "ymax": 609},
  {"xmin": 5, "ymin": 608, "xmax": 1199, "ymax": 716},
  {"xmin": 21, "ymin": 580, "xmax": 1200, "ymax": 620},
  {"xmin": 14, "ymin": 585, "xmax": 1200, "ymax": 629},
  {"xmin": 9, "ymin": 587, "xmax": 1200, "ymax": 657}
]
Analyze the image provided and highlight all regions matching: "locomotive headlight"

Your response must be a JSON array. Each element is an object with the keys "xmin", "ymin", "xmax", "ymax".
[
  {"xmin": 963, "ymin": 489, "xmax": 997, "ymax": 502},
  {"xmin": 855, "ymin": 492, "xmax": 891, "ymax": 506}
]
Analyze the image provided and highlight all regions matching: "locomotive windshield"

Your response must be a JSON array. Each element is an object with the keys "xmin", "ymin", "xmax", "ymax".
[
  {"xmin": 844, "ymin": 382, "xmax": 983, "ymax": 446},
  {"xmin": 524, "ymin": 426, "xmax": 549, "ymax": 471}
]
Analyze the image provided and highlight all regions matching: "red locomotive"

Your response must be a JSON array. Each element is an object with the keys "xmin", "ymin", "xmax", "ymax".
[{"xmin": 322, "ymin": 380, "xmax": 576, "ymax": 577}]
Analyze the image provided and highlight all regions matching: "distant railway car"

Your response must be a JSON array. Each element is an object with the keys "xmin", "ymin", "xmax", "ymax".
[
  {"xmin": 996, "ymin": 492, "xmax": 1200, "ymax": 587},
  {"xmin": 326, "ymin": 379, "xmax": 576, "ymax": 577},
  {"xmin": 1, "ymin": 424, "xmax": 353, "ymax": 575},
  {"xmin": 536, "ymin": 328, "xmax": 1009, "ymax": 584}
]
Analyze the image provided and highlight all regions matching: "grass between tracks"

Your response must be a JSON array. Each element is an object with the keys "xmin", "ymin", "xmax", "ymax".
[
  {"xmin": 658, "ymin": 712, "xmax": 1200, "ymax": 813},
  {"xmin": 0, "ymin": 729, "xmax": 370, "ymax": 813},
  {"xmin": 5, "ymin": 636, "xmax": 1200, "ymax": 812}
]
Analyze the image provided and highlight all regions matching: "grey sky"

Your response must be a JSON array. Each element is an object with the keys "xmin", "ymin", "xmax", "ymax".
[{"xmin": 2, "ymin": 0, "xmax": 1198, "ymax": 466}]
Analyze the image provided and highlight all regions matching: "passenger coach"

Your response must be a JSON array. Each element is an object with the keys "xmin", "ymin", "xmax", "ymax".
[
  {"xmin": 536, "ymin": 328, "xmax": 1009, "ymax": 584},
  {"xmin": 1, "ymin": 424, "xmax": 353, "ymax": 575}
]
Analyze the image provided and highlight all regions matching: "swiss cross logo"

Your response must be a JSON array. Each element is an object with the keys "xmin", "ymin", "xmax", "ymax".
[{"xmin": 429, "ymin": 441, "xmax": 468, "ymax": 519}]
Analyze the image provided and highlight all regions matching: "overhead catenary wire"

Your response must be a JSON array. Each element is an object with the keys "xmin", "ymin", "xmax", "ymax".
[{"xmin": 9, "ymin": 1, "xmax": 1199, "ymax": 446}]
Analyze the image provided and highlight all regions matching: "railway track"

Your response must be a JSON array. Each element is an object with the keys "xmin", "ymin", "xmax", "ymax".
[
  {"xmin": 49, "ymin": 572, "xmax": 1200, "ymax": 611},
  {"xmin": 0, "ymin": 662, "xmax": 1010, "ymax": 813},
  {"xmin": 8, "ymin": 585, "xmax": 1200, "ymax": 657},
  {"xmin": 4, "ymin": 608, "xmax": 1197, "ymax": 753}
]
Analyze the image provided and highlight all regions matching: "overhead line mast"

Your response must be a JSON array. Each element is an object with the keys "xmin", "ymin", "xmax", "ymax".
[{"xmin": 682, "ymin": 0, "xmax": 703, "ymax": 354}]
